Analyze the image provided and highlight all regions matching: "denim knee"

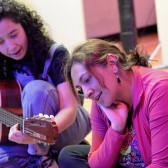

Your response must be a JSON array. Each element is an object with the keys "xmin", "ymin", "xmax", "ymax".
[{"xmin": 21, "ymin": 80, "xmax": 60, "ymax": 117}]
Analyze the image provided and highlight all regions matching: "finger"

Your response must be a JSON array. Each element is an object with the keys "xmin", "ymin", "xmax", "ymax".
[{"xmin": 12, "ymin": 123, "xmax": 20, "ymax": 131}]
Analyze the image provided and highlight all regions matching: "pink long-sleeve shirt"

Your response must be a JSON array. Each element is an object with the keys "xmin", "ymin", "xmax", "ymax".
[{"xmin": 88, "ymin": 66, "xmax": 168, "ymax": 168}]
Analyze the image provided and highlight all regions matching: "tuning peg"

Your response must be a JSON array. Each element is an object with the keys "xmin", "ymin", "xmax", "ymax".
[
  {"xmin": 44, "ymin": 114, "xmax": 49, "ymax": 118},
  {"xmin": 39, "ymin": 113, "xmax": 43, "ymax": 117}
]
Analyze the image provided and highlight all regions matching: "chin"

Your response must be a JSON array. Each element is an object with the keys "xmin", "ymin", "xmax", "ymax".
[
  {"xmin": 98, "ymin": 101, "xmax": 111, "ymax": 108},
  {"xmin": 104, "ymin": 104, "xmax": 111, "ymax": 108},
  {"xmin": 16, "ymin": 55, "xmax": 25, "ymax": 60}
]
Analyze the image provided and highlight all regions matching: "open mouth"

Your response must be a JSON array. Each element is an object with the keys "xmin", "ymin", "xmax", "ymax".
[{"xmin": 11, "ymin": 48, "xmax": 21, "ymax": 56}]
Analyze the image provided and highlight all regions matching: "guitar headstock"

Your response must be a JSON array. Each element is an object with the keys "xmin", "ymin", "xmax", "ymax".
[{"xmin": 22, "ymin": 114, "xmax": 58, "ymax": 145}]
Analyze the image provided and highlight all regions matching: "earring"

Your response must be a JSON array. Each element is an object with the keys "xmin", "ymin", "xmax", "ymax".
[
  {"xmin": 116, "ymin": 74, "xmax": 121, "ymax": 83},
  {"xmin": 113, "ymin": 65, "xmax": 121, "ymax": 83},
  {"xmin": 113, "ymin": 66, "xmax": 118, "ymax": 73}
]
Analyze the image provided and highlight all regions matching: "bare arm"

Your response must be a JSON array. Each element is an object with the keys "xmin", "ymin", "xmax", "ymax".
[{"xmin": 53, "ymin": 81, "xmax": 77, "ymax": 133}]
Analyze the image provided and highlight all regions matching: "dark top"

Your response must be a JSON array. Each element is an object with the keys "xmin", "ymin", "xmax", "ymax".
[{"xmin": 12, "ymin": 42, "xmax": 69, "ymax": 87}]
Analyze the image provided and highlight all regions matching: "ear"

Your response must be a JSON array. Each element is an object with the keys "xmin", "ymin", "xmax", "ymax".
[
  {"xmin": 106, "ymin": 54, "xmax": 117, "ymax": 65},
  {"xmin": 106, "ymin": 54, "xmax": 118, "ymax": 73}
]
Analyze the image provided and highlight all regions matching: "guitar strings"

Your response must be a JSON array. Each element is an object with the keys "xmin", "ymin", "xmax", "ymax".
[{"xmin": 0, "ymin": 107, "xmax": 23, "ymax": 130}]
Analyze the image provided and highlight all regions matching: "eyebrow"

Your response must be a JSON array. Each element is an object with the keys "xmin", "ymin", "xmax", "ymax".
[
  {"xmin": 9, "ymin": 29, "xmax": 18, "ymax": 35},
  {"xmin": 79, "ymin": 74, "xmax": 84, "ymax": 83},
  {"xmin": 79, "ymin": 72, "xmax": 88, "ymax": 83},
  {"xmin": 74, "ymin": 72, "xmax": 87, "ymax": 88}
]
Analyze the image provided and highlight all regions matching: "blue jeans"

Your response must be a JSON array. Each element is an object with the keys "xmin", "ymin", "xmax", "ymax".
[
  {"xmin": 58, "ymin": 145, "xmax": 90, "ymax": 168},
  {"xmin": 0, "ymin": 142, "xmax": 29, "ymax": 168}
]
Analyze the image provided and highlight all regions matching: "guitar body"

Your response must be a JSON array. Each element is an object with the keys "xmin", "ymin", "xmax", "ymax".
[{"xmin": 0, "ymin": 80, "xmax": 22, "ymax": 143}]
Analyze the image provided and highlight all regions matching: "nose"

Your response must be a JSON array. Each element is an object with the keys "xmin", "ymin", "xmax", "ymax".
[
  {"xmin": 5, "ymin": 39, "xmax": 16, "ymax": 51},
  {"xmin": 83, "ymin": 86, "xmax": 94, "ymax": 99}
]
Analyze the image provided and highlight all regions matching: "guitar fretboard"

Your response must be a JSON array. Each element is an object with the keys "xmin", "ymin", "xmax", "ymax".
[{"xmin": 0, "ymin": 107, "xmax": 23, "ymax": 131}]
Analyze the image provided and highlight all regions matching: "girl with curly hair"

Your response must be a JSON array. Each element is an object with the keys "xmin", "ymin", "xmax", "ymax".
[
  {"xmin": 0, "ymin": 0, "xmax": 91, "ymax": 167},
  {"xmin": 58, "ymin": 38, "xmax": 168, "ymax": 168}
]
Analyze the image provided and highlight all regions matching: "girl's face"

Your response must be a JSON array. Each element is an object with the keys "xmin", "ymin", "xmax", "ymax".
[
  {"xmin": 71, "ymin": 61, "xmax": 120, "ymax": 107},
  {"xmin": 0, "ymin": 18, "xmax": 28, "ymax": 60}
]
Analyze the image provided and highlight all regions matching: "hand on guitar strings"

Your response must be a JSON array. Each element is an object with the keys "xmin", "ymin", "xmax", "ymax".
[
  {"xmin": 8, "ymin": 123, "xmax": 34, "ymax": 144},
  {"xmin": 8, "ymin": 114, "xmax": 56, "ymax": 144}
]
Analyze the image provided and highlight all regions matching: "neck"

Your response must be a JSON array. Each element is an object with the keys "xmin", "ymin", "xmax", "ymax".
[{"xmin": 118, "ymin": 69, "xmax": 134, "ymax": 110}]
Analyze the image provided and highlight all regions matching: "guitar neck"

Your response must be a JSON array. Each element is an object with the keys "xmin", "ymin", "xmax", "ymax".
[{"xmin": 0, "ymin": 107, "xmax": 23, "ymax": 130}]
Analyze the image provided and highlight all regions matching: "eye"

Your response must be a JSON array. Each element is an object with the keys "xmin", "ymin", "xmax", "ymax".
[
  {"xmin": 11, "ymin": 33, "xmax": 18, "ymax": 38},
  {"xmin": 0, "ymin": 40, "xmax": 4, "ymax": 45},
  {"xmin": 84, "ymin": 77, "xmax": 90, "ymax": 83}
]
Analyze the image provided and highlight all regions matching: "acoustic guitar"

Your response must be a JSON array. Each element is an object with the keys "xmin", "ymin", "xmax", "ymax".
[{"xmin": 0, "ymin": 80, "xmax": 58, "ymax": 144}]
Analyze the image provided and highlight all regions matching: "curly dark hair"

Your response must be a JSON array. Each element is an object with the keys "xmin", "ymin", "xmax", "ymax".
[{"xmin": 0, "ymin": 0, "xmax": 52, "ymax": 79}]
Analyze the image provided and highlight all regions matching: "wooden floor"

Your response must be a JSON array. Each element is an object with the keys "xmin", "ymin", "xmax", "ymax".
[{"xmin": 84, "ymin": 32, "xmax": 166, "ymax": 145}]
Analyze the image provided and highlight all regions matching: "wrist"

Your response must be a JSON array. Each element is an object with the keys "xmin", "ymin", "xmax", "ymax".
[{"xmin": 111, "ymin": 125, "xmax": 126, "ymax": 135}]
